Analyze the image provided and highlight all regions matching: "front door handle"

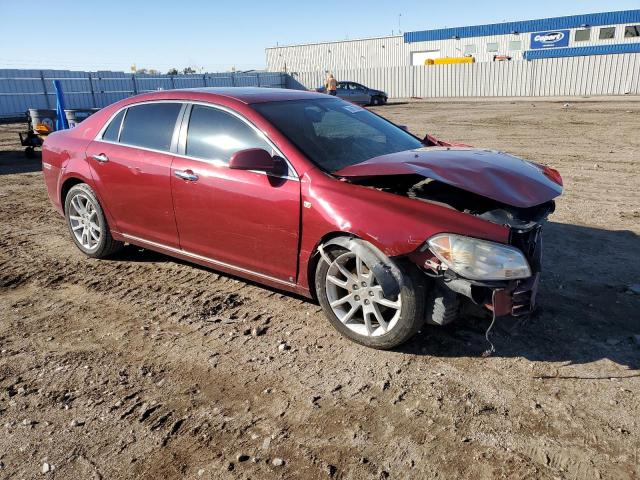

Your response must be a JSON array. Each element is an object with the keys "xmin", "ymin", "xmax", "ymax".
[
  {"xmin": 174, "ymin": 170, "xmax": 199, "ymax": 182},
  {"xmin": 92, "ymin": 153, "xmax": 108, "ymax": 163}
]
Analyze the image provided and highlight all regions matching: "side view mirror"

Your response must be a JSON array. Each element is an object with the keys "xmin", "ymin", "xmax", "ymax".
[{"xmin": 229, "ymin": 148, "xmax": 288, "ymax": 177}]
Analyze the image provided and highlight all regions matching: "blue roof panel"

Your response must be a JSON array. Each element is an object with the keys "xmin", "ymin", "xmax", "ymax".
[
  {"xmin": 404, "ymin": 10, "xmax": 640, "ymax": 43},
  {"xmin": 524, "ymin": 42, "xmax": 640, "ymax": 60}
]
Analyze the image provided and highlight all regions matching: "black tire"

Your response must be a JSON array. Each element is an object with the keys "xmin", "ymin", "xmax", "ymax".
[
  {"xmin": 64, "ymin": 183, "xmax": 123, "ymax": 258},
  {"xmin": 370, "ymin": 96, "xmax": 380, "ymax": 106},
  {"xmin": 315, "ymin": 245, "xmax": 427, "ymax": 349},
  {"xmin": 425, "ymin": 283, "xmax": 461, "ymax": 326}
]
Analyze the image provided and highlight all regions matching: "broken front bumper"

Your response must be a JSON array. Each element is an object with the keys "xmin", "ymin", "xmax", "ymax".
[
  {"xmin": 489, "ymin": 273, "xmax": 540, "ymax": 317},
  {"xmin": 434, "ymin": 272, "xmax": 540, "ymax": 318}
]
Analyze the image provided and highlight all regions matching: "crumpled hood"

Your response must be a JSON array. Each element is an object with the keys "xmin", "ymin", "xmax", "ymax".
[{"xmin": 335, "ymin": 147, "xmax": 563, "ymax": 208}]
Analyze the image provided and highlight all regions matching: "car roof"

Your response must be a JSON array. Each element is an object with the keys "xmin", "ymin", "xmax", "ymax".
[{"xmin": 134, "ymin": 87, "xmax": 326, "ymax": 104}]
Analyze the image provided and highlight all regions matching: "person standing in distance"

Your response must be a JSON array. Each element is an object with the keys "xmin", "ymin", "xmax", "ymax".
[{"xmin": 325, "ymin": 73, "xmax": 337, "ymax": 96}]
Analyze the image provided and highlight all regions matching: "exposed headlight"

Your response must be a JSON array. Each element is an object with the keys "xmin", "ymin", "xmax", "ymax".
[{"xmin": 427, "ymin": 234, "xmax": 531, "ymax": 281}]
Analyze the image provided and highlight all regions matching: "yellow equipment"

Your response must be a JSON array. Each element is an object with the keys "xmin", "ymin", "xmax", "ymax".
[{"xmin": 426, "ymin": 57, "xmax": 475, "ymax": 65}]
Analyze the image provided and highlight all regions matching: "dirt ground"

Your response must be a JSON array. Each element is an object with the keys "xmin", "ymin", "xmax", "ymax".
[{"xmin": 0, "ymin": 99, "xmax": 639, "ymax": 480}]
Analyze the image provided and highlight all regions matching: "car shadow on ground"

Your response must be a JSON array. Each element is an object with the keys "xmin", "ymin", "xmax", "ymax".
[
  {"xmin": 107, "ymin": 244, "xmax": 315, "ymax": 302},
  {"xmin": 0, "ymin": 150, "xmax": 42, "ymax": 175},
  {"xmin": 108, "ymin": 222, "xmax": 640, "ymax": 370},
  {"xmin": 399, "ymin": 222, "xmax": 640, "ymax": 371},
  {"xmin": 108, "ymin": 245, "xmax": 171, "ymax": 263}
]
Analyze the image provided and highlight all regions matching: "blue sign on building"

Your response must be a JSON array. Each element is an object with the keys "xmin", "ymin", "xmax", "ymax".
[{"xmin": 530, "ymin": 30, "xmax": 571, "ymax": 49}]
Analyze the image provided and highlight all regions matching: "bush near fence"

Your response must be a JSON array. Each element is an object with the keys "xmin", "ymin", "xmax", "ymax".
[{"xmin": 0, "ymin": 70, "xmax": 287, "ymax": 119}]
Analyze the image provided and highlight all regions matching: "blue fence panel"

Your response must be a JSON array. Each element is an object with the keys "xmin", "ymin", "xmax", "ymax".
[
  {"xmin": 172, "ymin": 75, "xmax": 207, "ymax": 89},
  {"xmin": 234, "ymin": 74, "xmax": 260, "ymax": 87},
  {"xmin": 1, "ymin": 94, "xmax": 49, "ymax": 117},
  {"xmin": 0, "ymin": 69, "xmax": 287, "ymax": 118},
  {"xmin": 0, "ymin": 69, "xmax": 49, "ymax": 115},
  {"xmin": 93, "ymin": 91, "xmax": 131, "ymax": 108},
  {"xmin": 258, "ymin": 72, "xmax": 285, "ymax": 87},
  {"xmin": 134, "ymin": 75, "xmax": 175, "ymax": 92},
  {"xmin": 205, "ymin": 74, "xmax": 234, "ymax": 87},
  {"xmin": 40, "ymin": 70, "xmax": 94, "ymax": 110},
  {"xmin": 91, "ymin": 72, "xmax": 134, "ymax": 95}
]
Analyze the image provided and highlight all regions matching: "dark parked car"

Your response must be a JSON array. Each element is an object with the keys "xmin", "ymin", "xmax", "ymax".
[
  {"xmin": 316, "ymin": 81, "xmax": 388, "ymax": 105},
  {"xmin": 42, "ymin": 88, "xmax": 562, "ymax": 349}
]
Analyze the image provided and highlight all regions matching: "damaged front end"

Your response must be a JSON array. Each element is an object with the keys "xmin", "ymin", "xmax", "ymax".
[
  {"xmin": 401, "ymin": 176, "xmax": 553, "ymax": 319},
  {"xmin": 338, "ymin": 153, "xmax": 562, "ymax": 323}
]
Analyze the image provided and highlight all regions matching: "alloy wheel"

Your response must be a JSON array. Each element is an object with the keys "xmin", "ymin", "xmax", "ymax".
[
  {"xmin": 68, "ymin": 192, "xmax": 101, "ymax": 251},
  {"xmin": 325, "ymin": 251, "xmax": 402, "ymax": 337}
]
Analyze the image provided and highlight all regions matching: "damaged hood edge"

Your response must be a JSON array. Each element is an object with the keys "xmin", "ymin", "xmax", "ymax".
[{"xmin": 335, "ymin": 147, "xmax": 563, "ymax": 208}]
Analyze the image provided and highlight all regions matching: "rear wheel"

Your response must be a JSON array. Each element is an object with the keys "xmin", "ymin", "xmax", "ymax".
[
  {"xmin": 64, "ymin": 183, "xmax": 123, "ymax": 258},
  {"xmin": 316, "ymin": 244, "xmax": 426, "ymax": 349}
]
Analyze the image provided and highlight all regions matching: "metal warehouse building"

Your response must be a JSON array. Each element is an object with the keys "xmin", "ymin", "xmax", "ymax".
[{"xmin": 267, "ymin": 10, "xmax": 640, "ymax": 98}]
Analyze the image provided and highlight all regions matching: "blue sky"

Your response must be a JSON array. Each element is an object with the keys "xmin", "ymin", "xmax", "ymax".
[{"xmin": 0, "ymin": 0, "xmax": 638, "ymax": 72}]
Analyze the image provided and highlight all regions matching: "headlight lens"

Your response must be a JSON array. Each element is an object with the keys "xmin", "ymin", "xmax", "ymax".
[{"xmin": 427, "ymin": 234, "xmax": 531, "ymax": 281}]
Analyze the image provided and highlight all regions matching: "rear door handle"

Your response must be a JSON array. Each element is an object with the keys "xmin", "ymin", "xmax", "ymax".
[
  {"xmin": 174, "ymin": 170, "xmax": 199, "ymax": 182},
  {"xmin": 92, "ymin": 153, "xmax": 108, "ymax": 163}
]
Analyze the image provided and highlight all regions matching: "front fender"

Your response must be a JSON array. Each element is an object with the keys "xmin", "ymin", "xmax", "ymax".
[
  {"xmin": 296, "ymin": 170, "xmax": 509, "ymax": 291},
  {"xmin": 319, "ymin": 236, "xmax": 402, "ymax": 297}
]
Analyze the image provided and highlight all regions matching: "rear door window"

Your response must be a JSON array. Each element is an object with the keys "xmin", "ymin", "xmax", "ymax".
[
  {"xmin": 119, "ymin": 103, "xmax": 182, "ymax": 151},
  {"xmin": 102, "ymin": 109, "xmax": 126, "ymax": 142},
  {"xmin": 185, "ymin": 105, "xmax": 271, "ymax": 163}
]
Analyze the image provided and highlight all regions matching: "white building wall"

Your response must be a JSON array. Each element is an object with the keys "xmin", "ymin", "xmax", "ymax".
[
  {"xmin": 266, "ymin": 36, "xmax": 407, "ymax": 72},
  {"xmin": 287, "ymin": 53, "xmax": 640, "ymax": 98},
  {"xmin": 266, "ymin": 23, "xmax": 640, "ymax": 71}
]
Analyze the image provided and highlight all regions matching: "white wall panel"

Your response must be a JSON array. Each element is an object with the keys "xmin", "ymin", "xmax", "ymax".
[{"xmin": 288, "ymin": 54, "xmax": 640, "ymax": 99}]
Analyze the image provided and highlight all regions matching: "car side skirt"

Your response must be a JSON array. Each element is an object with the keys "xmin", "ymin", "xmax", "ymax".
[{"xmin": 119, "ymin": 233, "xmax": 311, "ymax": 298}]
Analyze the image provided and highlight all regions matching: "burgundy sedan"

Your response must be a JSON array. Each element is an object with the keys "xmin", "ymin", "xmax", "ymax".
[{"xmin": 42, "ymin": 88, "xmax": 562, "ymax": 349}]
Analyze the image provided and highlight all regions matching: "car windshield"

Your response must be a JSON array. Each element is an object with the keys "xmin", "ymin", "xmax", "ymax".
[{"xmin": 252, "ymin": 97, "xmax": 423, "ymax": 172}]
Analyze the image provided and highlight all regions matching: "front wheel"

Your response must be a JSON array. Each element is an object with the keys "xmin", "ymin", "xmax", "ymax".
[
  {"xmin": 64, "ymin": 183, "xmax": 123, "ymax": 258},
  {"xmin": 315, "ymin": 244, "xmax": 426, "ymax": 349}
]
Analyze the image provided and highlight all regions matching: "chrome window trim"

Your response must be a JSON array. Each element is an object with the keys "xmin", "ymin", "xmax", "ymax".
[
  {"xmin": 93, "ymin": 99, "xmax": 299, "ymax": 181},
  {"xmin": 116, "ymin": 108, "xmax": 126, "ymax": 141},
  {"xmin": 121, "ymin": 233, "xmax": 297, "ymax": 288},
  {"xmin": 93, "ymin": 138, "xmax": 299, "ymax": 182},
  {"xmin": 95, "ymin": 100, "xmax": 185, "ymax": 143},
  {"xmin": 93, "ymin": 138, "xmax": 179, "ymax": 157},
  {"xmin": 170, "ymin": 103, "xmax": 189, "ymax": 153},
  {"xmin": 182, "ymin": 101, "xmax": 298, "ymax": 179},
  {"xmin": 101, "ymin": 107, "xmax": 126, "ymax": 143}
]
